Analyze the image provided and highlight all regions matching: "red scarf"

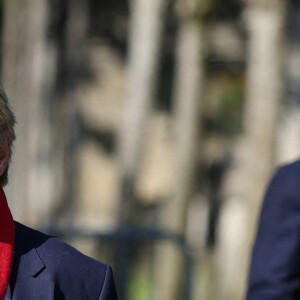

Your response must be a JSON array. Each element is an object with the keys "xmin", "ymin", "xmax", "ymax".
[{"xmin": 0, "ymin": 187, "xmax": 15, "ymax": 300}]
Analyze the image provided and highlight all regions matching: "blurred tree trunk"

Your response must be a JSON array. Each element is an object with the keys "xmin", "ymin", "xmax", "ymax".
[
  {"xmin": 118, "ymin": 0, "xmax": 165, "ymax": 224},
  {"xmin": 277, "ymin": 2, "xmax": 300, "ymax": 164},
  {"xmin": 1, "ymin": 0, "xmax": 55, "ymax": 225},
  {"xmin": 116, "ymin": 0, "xmax": 165, "ymax": 298},
  {"xmin": 239, "ymin": 1, "xmax": 287, "ymax": 298},
  {"xmin": 54, "ymin": 0, "xmax": 88, "ymax": 224},
  {"xmin": 154, "ymin": 0, "xmax": 206, "ymax": 299}
]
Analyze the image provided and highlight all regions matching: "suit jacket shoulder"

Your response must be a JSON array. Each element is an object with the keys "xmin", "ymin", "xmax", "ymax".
[
  {"xmin": 11, "ymin": 222, "xmax": 118, "ymax": 300},
  {"xmin": 246, "ymin": 159, "xmax": 300, "ymax": 299}
]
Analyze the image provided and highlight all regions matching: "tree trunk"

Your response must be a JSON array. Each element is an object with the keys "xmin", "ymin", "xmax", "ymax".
[
  {"xmin": 1, "ymin": 0, "xmax": 54, "ymax": 226},
  {"xmin": 277, "ymin": 3, "xmax": 300, "ymax": 165},
  {"xmin": 154, "ymin": 1, "xmax": 205, "ymax": 299},
  {"xmin": 118, "ymin": 0, "xmax": 165, "ymax": 224},
  {"xmin": 115, "ymin": 0, "xmax": 165, "ymax": 298},
  {"xmin": 54, "ymin": 0, "xmax": 88, "ymax": 224},
  {"xmin": 239, "ymin": 1, "xmax": 286, "ymax": 298}
]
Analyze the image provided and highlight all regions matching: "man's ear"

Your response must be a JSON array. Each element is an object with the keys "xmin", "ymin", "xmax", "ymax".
[{"xmin": 0, "ymin": 143, "xmax": 10, "ymax": 176}]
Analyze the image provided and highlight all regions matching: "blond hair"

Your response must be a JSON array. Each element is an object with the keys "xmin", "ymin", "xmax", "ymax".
[{"xmin": 0, "ymin": 87, "xmax": 15, "ymax": 186}]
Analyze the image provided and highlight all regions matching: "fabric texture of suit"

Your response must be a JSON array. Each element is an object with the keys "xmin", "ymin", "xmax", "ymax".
[
  {"xmin": 246, "ymin": 159, "xmax": 300, "ymax": 299},
  {"xmin": 10, "ymin": 222, "xmax": 118, "ymax": 300}
]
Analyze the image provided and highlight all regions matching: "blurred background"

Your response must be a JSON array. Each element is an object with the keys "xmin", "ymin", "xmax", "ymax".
[{"xmin": 0, "ymin": 0, "xmax": 298, "ymax": 299}]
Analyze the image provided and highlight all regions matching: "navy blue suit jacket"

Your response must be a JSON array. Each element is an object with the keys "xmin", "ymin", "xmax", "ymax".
[
  {"xmin": 246, "ymin": 159, "xmax": 300, "ymax": 299},
  {"xmin": 10, "ymin": 222, "xmax": 118, "ymax": 300}
]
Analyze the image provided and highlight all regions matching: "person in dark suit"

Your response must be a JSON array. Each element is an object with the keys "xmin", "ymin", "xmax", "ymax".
[
  {"xmin": 246, "ymin": 159, "xmax": 300, "ymax": 299},
  {"xmin": 0, "ymin": 88, "xmax": 118, "ymax": 300}
]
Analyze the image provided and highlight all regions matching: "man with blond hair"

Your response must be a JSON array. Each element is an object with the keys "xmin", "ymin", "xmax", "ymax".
[{"xmin": 0, "ymin": 88, "xmax": 118, "ymax": 300}]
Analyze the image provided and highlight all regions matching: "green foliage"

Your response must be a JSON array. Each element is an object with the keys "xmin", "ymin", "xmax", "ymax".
[
  {"xmin": 220, "ymin": 82, "xmax": 244, "ymax": 135},
  {"xmin": 195, "ymin": 0, "xmax": 220, "ymax": 23},
  {"xmin": 203, "ymin": 77, "xmax": 245, "ymax": 137},
  {"xmin": 127, "ymin": 263, "xmax": 152, "ymax": 300}
]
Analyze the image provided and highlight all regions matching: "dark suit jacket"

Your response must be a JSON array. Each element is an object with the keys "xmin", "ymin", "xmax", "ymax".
[
  {"xmin": 246, "ymin": 159, "xmax": 300, "ymax": 299},
  {"xmin": 10, "ymin": 222, "xmax": 118, "ymax": 300}
]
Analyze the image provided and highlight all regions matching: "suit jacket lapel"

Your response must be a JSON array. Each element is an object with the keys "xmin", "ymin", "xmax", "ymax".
[{"xmin": 11, "ymin": 223, "xmax": 55, "ymax": 300}]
